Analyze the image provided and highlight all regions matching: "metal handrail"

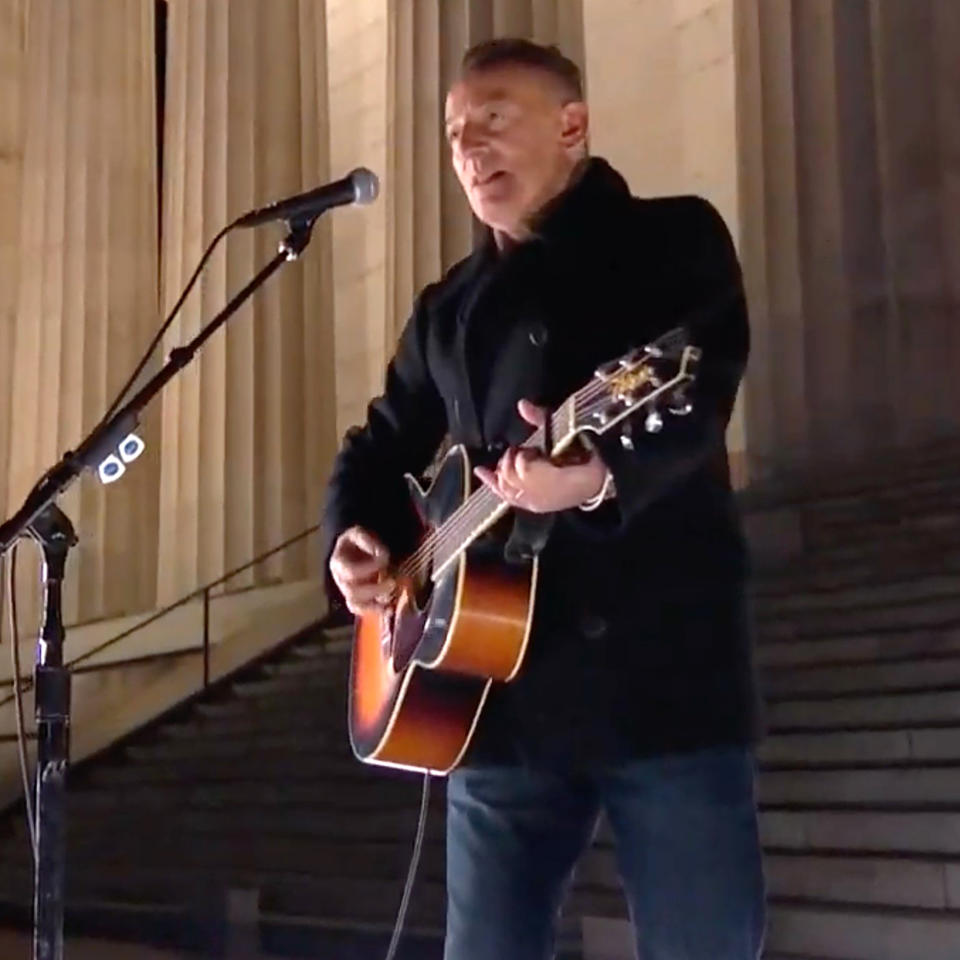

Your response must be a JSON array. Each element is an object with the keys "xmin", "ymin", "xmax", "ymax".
[{"xmin": 0, "ymin": 522, "xmax": 323, "ymax": 708}]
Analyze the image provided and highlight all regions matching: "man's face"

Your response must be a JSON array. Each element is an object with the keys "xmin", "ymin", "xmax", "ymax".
[{"xmin": 444, "ymin": 65, "xmax": 586, "ymax": 238}]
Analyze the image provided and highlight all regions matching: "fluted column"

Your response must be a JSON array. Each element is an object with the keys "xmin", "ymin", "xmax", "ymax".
[
  {"xmin": 735, "ymin": 0, "xmax": 960, "ymax": 479},
  {"xmin": 385, "ymin": 0, "xmax": 585, "ymax": 345},
  {"xmin": 868, "ymin": 0, "xmax": 960, "ymax": 445},
  {"xmin": 584, "ymin": 1, "xmax": 748, "ymax": 483},
  {"xmin": 7, "ymin": 0, "xmax": 160, "ymax": 625},
  {"xmin": 0, "ymin": 0, "xmax": 26, "ymax": 534},
  {"xmin": 158, "ymin": 0, "xmax": 336, "ymax": 603}
]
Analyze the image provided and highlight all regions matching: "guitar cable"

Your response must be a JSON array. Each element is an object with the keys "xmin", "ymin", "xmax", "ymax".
[
  {"xmin": 5, "ymin": 544, "xmax": 38, "ymax": 863},
  {"xmin": 383, "ymin": 771, "xmax": 431, "ymax": 960}
]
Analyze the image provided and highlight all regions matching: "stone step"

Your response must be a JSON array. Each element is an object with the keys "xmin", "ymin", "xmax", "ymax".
[
  {"xmin": 228, "ymin": 673, "xmax": 343, "ymax": 699},
  {"xmin": 3, "ymin": 831, "xmax": 450, "ymax": 884},
  {"xmin": 765, "ymin": 899, "xmax": 960, "ymax": 960},
  {"xmin": 756, "ymin": 624, "xmax": 960, "ymax": 668},
  {"xmin": 758, "ymin": 766, "xmax": 960, "ymax": 807},
  {"xmin": 808, "ymin": 484, "xmax": 960, "ymax": 522},
  {"xmin": 765, "ymin": 688, "xmax": 960, "ymax": 730},
  {"xmin": 759, "ymin": 809, "xmax": 960, "ymax": 856},
  {"xmin": 765, "ymin": 851, "xmax": 960, "ymax": 910},
  {"xmin": 803, "ymin": 474, "xmax": 960, "ymax": 519},
  {"xmin": 65, "ymin": 776, "xmax": 428, "ymax": 815},
  {"xmin": 758, "ymin": 595, "xmax": 960, "ymax": 641},
  {"xmin": 156, "ymin": 707, "xmax": 342, "ymax": 741},
  {"xmin": 581, "ymin": 899, "xmax": 960, "ymax": 960},
  {"xmin": 124, "ymin": 728, "xmax": 339, "ymax": 763},
  {"xmin": 803, "ymin": 524, "xmax": 960, "ymax": 561},
  {"xmin": 30, "ymin": 795, "xmax": 440, "ymax": 847},
  {"xmin": 759, "ymin": 727, "xmax": 960, "ymax": 766},
  {"xmin": 193, "ymin": 688, "xmax": 345, "ymax": 720},
  {"xmin": 299, "ymin": 630, "xmax": 351, "ymax": 654},
  {"xmin": 803, "ymin": 508, "xmax": 960, "ymax": 548},
  {"xmin": 4, "ymin": 798, "xmax": 449, "ymax": 861},
  {"xmin": 806, "ymin": 498, "xmax": 960, "ymax": 540},
  {"xmin": 763, "ymin": 524, "xmax": 960, "ymax": 576},
  {"xmin": 0, "ymin": 862, "xmax": 598, "ymax": 941},
  {"xmin": 755, "ymin": 547, "xmax": 960, "ymax": 598},
  {"xmin": 754, "ymin": 574, "xmax": 960, "ymax": 618},
  {"xmin": 743, "ymin": 442, "xmax": 960, "ymax": 504},
  {"xmin": 763, "ymin": 953, "xmax": 856, "ymax": 960},
  {"xmin": 762, "ymin": 656, "xmax": 960, "ymax": 699},
  {"xmin": 260, "ymin": 656, "xmax": 348, "ymax": 679},
  {"xmin": 262, "ymin": 873, "xmax": 612, "ymax": 931},
  {"xmin": 86, "ymin": 750, "xmax": 363, "ymax": 787},
  {"xmin": 567, "ymin": 845, "xmax": 960, "ymax": 911},
  {"xmin": 0, "ymin": 865, "xmax": 451, "ymax": 932}
]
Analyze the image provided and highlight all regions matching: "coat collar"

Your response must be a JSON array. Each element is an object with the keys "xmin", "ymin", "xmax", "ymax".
[
  {"xmin": 451, "ymin": 156, "xmax": 633, "ymax": 288},
  {"xmin": 446, "ymin": 157, "xmax": 634, "ymax": 448}
]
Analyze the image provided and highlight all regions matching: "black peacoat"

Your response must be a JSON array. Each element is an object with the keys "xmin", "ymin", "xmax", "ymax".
[{"xmin": 321, "ymin": 157, "xmax": 758, "ymax": 769}]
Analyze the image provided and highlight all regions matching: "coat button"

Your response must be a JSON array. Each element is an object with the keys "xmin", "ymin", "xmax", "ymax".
[
  {"xmin": 528, "ymin": 324, "xmax": 548, "ymax": 347},
  {"xmin": 580, "ymin": 612, "xmax": 608, "ymax": 639}
]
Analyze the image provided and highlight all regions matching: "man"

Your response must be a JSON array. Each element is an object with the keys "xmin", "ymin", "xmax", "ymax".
[{"xmin": 323, "ymin": 39, "xmax": 764, "ymax": 960}]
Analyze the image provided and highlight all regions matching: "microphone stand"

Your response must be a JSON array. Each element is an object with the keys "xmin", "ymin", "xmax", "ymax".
[
  {"xmin": 0, "ymin": 218, "xmax": 317, "ymax": 960},
  {"xmin": 27, "ymin": 504, "xmax": 77, "ymax": 960}
]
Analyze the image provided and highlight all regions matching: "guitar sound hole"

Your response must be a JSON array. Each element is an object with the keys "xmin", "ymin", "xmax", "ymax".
[{"xmin": 391, "ymin": 597, "xmax": 427, "ymax": 673}]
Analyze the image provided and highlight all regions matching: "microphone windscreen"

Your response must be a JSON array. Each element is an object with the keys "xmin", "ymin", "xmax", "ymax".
[{"xmin": 351, "ymin": 167, "xmax": 380, "ymax": 206}]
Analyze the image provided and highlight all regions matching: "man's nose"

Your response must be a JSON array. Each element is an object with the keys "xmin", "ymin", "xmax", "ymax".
[{"xmin": 458, "ymin": 121, "xmax": 487, "ymax": 154}]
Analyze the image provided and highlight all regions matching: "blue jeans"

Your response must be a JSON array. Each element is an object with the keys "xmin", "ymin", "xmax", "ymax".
[{"xmin": 444, "ymin": 746, "xmax": 765, "ymax": 960}]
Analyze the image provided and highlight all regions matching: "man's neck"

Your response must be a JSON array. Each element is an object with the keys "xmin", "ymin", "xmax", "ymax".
[{"xmin": 492, "ymin": 157, "xmax": 590, "ymax": 251}]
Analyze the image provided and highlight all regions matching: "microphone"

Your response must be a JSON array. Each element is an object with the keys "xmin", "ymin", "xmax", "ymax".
[{"xmin": 235, "ymin": 167, "xmax": 379, "ymax": 228}]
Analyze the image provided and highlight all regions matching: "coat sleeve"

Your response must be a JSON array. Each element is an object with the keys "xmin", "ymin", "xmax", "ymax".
[
  {"xmin": 562, "ymin": 196, "xmax": 749, "ymax": 537},
  {"xmin": 320, "ymin": 288, "xmax": 448, "ymax": 603}
]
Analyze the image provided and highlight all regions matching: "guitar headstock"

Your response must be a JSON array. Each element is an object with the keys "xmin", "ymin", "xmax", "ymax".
[{"xmin": 574, "ymin": 326, "xmax": 701, "ymax": 439}]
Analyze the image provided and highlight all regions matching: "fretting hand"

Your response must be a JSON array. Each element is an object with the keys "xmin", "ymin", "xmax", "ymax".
[{"xmin": 473, "ymin": 400, "xmax": 608, "ymax": 513}]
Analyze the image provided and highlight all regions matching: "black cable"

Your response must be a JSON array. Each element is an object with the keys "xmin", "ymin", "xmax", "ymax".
[
  {"xmin": 7, "ymin": 544, "xmax": 37, "ymax": 862},
  {"xmin": 98, "ymin": 219, "xmax": 237, "ymax": 424},
  {"xmin": 3, "ymin": 219, "xmax": 241, "ymax": 534},
  {"xmin": 383, "ymin": 772, "xmax": 431, "ymax": 960}
]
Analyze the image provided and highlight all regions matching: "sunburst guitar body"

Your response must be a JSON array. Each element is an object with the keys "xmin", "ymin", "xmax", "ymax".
[
  {"xmin": 349, "ymin": 446, "xmax": 537, "ymax": 773},
  {"xmin": 348, "ymin": 329, "xmax": 701, "ymax": 774}
]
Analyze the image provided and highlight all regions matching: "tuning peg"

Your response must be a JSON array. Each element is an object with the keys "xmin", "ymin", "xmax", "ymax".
[
  {"xmin": 619, "ymin": 421, "xmax": 635, "ymax": 450},
  {"xmin": 644, "ymin": 410, "xmax": 663, "ymax": 434},
  {"xmin": 668, "ymin": 388, "xmax": 693, "ymax": 417}
]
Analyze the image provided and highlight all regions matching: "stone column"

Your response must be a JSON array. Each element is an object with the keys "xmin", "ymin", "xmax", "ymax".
[
  {"xmin": 7, "ymin": 0, "xmax": 160, "ymax": 624},
  {"xmin": 325, "ymin": 0, "xmax": 390, "ymax": 434},
  {"xmin": 735, "ymin": 0, "xmax": 960, "ymax": 479},
  {"xmin": 0, "ymin": 0, "xmax": 26, "ymax": 537},
  {"xmin": 158, "ymin": 0, "xmax": 336, "ymax": 603},
  {"xmin": 584, "ymin": 0, "xmax": 748, "ymax": 483},
  {"xmin": 868, "ymin": 0, "xmax": 960, "ymax": 446}
]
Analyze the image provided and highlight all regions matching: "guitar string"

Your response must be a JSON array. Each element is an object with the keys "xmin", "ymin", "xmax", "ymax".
[
  {"xmin": 396, "ymin": 392, "xmax": 584, "ymax": 580},
  {"xmin": 397, "ymin": 365, "xmax": 686, "ymax": 582},
  {"xmin": 396, "ymin": 371, "xmax": 662, "ymax": 582},
  {"xmin": 397, "ymin": 372, "xmax": 663, "ymax": 583}
]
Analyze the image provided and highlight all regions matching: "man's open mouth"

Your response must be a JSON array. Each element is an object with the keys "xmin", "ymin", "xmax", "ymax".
[{"xmin": 473, "ymin": 171, "xmax": 507, "ymax": 188}]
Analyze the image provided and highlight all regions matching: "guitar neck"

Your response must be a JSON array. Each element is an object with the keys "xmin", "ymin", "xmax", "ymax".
[
  {"xmin": 429, "ymin": 398, "xmax": 579, "ymax": 581},
  {"xmin": 410, "ymin": 335, "xmax": 699, "ymax": 584}
]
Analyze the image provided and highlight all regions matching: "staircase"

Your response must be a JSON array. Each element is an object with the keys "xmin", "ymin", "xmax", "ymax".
[
  {"xmin": 750, "ymin": 447, "xmax": 960, "ymax": 960},
  {"xmin": 0, "ymin": 618, "xmax": 597, "ymax": 957},
  {"xmin": 1, "ymin": 448, "xmax": 959, "ymax": 959}
]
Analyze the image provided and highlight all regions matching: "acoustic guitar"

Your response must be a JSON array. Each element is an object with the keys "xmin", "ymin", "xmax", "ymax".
[{"xmin": 349, "ymin": 327, "xmax": 701, "ymax": 774}]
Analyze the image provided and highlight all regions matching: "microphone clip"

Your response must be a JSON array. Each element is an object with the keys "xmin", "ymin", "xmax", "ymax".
[{"xmin": 279, "ymin": 217, "xmax": 317, "ymax": 261}]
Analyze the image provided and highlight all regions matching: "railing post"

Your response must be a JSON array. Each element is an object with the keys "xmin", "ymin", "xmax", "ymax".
[{"xmin": 202, "ymin": 587, "xmax": 210, "ymax": 689}]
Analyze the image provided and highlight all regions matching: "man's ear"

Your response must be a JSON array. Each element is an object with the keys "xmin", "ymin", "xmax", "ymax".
[{"xmin": 559, "ymin": 100, "xmax": 589, "ymax": 152}]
